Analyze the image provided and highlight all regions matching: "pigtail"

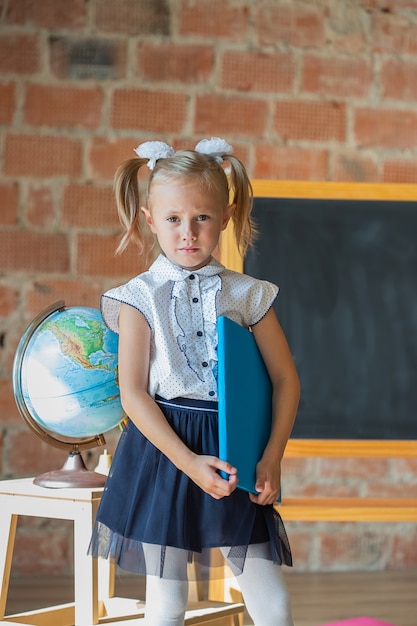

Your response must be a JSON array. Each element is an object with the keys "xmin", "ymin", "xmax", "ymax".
[
  {"xmin": 113, "ymin": 157, "xmax": 149, "ymax": 257},
  {"xmin": 227, "ymin": 155, "xmax": 257, "ymax": 258}
]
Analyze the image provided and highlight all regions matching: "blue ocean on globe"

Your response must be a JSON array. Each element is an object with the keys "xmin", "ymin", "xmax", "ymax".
[{"xmin": 20, "ymin": 306, "xmax": 124, "ymax": 438}]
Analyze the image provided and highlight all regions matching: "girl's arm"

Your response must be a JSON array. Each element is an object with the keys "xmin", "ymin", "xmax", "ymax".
[
  {"xmin": 249, "ymin": 307, "xmax": 301, "ymax": 505},
  {"xmin": 117, "ymin": 303, "xmax": 238, "ymax": 499}
]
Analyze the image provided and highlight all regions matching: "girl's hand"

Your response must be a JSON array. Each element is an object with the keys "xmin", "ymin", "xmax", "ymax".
[
  {"xmin": 186, "ymin": 455, "xmax": 238, "ymax": 499},
  {"xmin": 248, "ymin": 308, "xmax": 300, "ymax": 507},
  {"xmin": 249, "ymin": 457, "xmax": 281, "ymax": 506}
]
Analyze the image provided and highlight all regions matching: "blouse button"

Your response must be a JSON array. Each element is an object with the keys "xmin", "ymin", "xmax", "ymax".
[
  {"xmin": 208, "ymin": 391, "xmax": 215, "ymax": 397},
  {"xmin": 192, "ymin": 297, "xmax": 199, "ymax": 303},
  {"xmin": 197, "ymin": 331, "xmax": 203, "ymax": 337},
  {"xmin": 202, "ymin": 361, "xmax": 208, "ymax": 367},
  {"xmin": 189, "ymin": 274, "xmax": 195, "ymax": 280}
]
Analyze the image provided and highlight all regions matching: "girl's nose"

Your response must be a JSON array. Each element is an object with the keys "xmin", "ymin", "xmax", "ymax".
[{"xmin": 182, "ymin": 222, "xmax": 196, "ymax": 240}]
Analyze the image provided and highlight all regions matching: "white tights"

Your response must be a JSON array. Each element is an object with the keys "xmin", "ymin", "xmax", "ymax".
[
  {"xmin": 230, "ymin": 554, "xmax": 294, "ymax": 626},
  {"xmin": 143, "ymin": 546, "xmax": 294, "ymax": 626}
]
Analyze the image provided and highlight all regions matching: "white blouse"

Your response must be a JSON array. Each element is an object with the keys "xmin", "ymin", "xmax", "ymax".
[{"xmin": 101, "ymin": 254, "xmax": 278, "ymax": 402}]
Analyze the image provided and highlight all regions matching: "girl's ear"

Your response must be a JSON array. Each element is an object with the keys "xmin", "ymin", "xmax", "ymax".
[
  {"xmin": 141, "ymin": 206, "xmax": 156, "ymax": 232},
  {"xmin": 222, "ymin": 203, "xmax": 236, "ymax": 231}
]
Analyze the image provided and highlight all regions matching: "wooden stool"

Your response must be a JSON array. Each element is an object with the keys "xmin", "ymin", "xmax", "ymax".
[{"xmin": 0, "ymin": 478, "xmax": 243, "ymax": 626}]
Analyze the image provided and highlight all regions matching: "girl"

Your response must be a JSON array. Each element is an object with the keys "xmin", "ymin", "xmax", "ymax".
[{"xmin": 89, "ymin": 138, "xmax": 300, "ymax": 626}]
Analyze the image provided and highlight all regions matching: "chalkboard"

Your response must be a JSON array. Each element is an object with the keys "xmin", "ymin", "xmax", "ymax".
[{"xmin": 244, "ymin": 194, "xmax": 417, "ymax": 440}]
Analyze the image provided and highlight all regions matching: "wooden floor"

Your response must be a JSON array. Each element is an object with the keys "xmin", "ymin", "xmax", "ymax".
[{"xmin": 4, "ymin": 569, "xmax": 417, "ymax": 625}]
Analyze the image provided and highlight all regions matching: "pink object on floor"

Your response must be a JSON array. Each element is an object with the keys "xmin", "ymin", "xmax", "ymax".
[{"xmin": 323, "ymin": 617, "xmax": 395, "ymax": 626}]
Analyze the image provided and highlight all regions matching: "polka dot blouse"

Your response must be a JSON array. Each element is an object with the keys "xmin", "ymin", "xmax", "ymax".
[{"xmin": 101, "ymin": 254, "xmax": 278, "ymax": 402}]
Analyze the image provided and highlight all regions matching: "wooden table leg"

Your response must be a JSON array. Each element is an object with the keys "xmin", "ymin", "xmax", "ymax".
[
  {"xmin": 73, "ymin": 500, "xmax": 100, "ymax": 625},
  {"xmin": 0, "ymin": 499, "xmax": 17, "ymax": 620}
]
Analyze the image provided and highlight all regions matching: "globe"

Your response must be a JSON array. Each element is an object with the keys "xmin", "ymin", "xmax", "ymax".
[{"xmin": 13, "ymin": 301, "xmax": 125, "ymax": 488}]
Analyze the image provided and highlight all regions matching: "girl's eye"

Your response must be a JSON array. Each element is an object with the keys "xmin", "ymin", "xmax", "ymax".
[
  {"xmin": 167, "ymin": 216, "xmax": 179, "ymax": 223},
  {"xmin": 196, "ymin": 214, "xmax": 210, "ymax": 221}
]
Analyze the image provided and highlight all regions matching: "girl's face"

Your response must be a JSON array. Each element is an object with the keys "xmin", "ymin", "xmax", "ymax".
[{"xmin": 142, "ymin": 178, "xmax": 234, "ymax": 270}]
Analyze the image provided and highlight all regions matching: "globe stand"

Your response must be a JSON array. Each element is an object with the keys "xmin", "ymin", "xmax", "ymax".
[{"xmin": 33, "ymin": 448, "xmax": 107, "ymax": 489}]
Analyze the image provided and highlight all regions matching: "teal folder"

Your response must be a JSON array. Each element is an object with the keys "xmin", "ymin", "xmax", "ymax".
[{"xmin": 217, "ymin": 315, "xmax": 273, "ymax": 495}]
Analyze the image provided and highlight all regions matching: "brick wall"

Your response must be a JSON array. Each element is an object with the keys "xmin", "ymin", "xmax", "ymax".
[{"xmin": 1, "ymin": 0, "xmax": 416, "ymax": 575}]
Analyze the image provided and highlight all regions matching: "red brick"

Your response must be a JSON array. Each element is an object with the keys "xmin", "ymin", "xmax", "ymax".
[
  {"xmin": 4, "ymin": 134, "xmax": 82, "ymax": 177},
  {"xmin": 328, "ymin": 30, "xmax": 368, "ymax": 55},
  {"xmin": 0, "ymin": 34, "xmax": 40, "ymax": 74},
  {"xmin": 288, "ymin": 483, "xmax": 360, "ymax": 498},
  {"xmin": 319, "ymin": 526, "xmax": 386, "ymax": 569},
  {"xmin": 366, "ymin": 481, "xmax": 417, "ymax": 498},
  {"xmin": 0, "ymin": 378, "xmax": 20, "ymax": 424},
  {"xmin": 24, "ymin": 84, "xmax": 102, "ymax": 129},
  {"xmin": 0, "ymin": 284, "xmax": 19, "ymax": 317},
  {"xmin": 282, "ymin": 456, "xmax": 314, "ymax": 481},
  {"xmin": 62, "ymin": 184, "xmax": 118, "ymax": 228},
  {"xmin": 0, "ymin": 82, "xmax": 15, "ymax": 124},
  {"xmin": 76, "ymin": 233, "xmax": 146, "ymax": 277},
  {"xmin": 326, "ymin": 3, "xmax": 368, "ymax": 53},
  {"xmin": 383, "ymin": 160, "xmax": 417, "ymax": 183},
  {"xmin": 356, "ymin": 0, "xmax": 379, "ymax": 8},
  {"xmin": 283, "ymin": 526, "xmax": 313, "ymax": 570},
  {"xmin": 194, "ymin": 95, "xmax": 267, "ymax": 138},
  {"xmin": 254, "ymin": 145, "xmax": 329, "ymax": 180},
  {"xmin": 6, "ymin": 429, "xmax": 71, "ymax": 477},
  {"xmin": 320, "ymin": 457, "xmax": 390, "ymax": 480},
  {"xmin": 274, "ymin": 100, "xmax": 346, "ymax": 142},
  {"xmin": 302, "ymin": 55, "xmax": 372, "ymax": 98},
  {"xmin": 50, "ymin": 37, "xmax": 127, "ymax": 81},
  {"xmin": 137, "ymin": 42, "xmax": 214, "ymax": 84},
  {"xmin": 4, "ymin": 317, "xmax": 31, "ymax": 375},
  {"xmin": 111, "ymin": 89, "xmax": 186, "ymax": 133},
  {"xmin": 0, "ymin": 231, "xmax": 69, "ymax": 272},
  {"xmin": 25, "ymin": 186, "xmax": 55, "ymax": 227},
  {"xmin": 257, "ymin": 4, "xmax": 325, "ymax": 48},
  {"xmin": 179, "ymin": 0, "xmax": 249, "ymax": 39},
  {"xmin": 333, "ymin": 152, "xmax": 379, "ymax": 182},
  {"xmin": 373, "ymin": 12, "xmax": 417, "ymax": 54},
  {"xmin": 0, "ymin": 182, "xmax": 19, "ymax": 225},
  {"xmin": 6, "ymin": 0, "xmax": 86, "ymax": 29},
  {"xmin": 373, "ymin": 0, "xmax": 417, "ymax": 6},
  {"xmin": 390, "ymin": 528, "xmax": 417, "ymax": 568},
  {"xmin": 354, "ymin": 107, "xmax": 417, "ymax": 149},
  {"xmin": 11, "ymin": 523, "xmax": 71, "ymax": 575},
  {"xmin": 25, "ymin": 279, "xmax": 106, "ymax": 317},
  {"xmin": 88, "ymin": 137, "xmax": 145, "ymax": 181},
  {"xmin": 221, "ymin": 50, "xmax": 294, "ymax": 93},
  {"xmin": 380, "ymin": 59, "xmax": 417, "ymax": 101},
  {"xmin": 391, "ymin": 457, "xmax": 417, "ymax": 481},
  {"xmin": 95, "ymin": 0, "xmax": 170, "ymax": 35}
]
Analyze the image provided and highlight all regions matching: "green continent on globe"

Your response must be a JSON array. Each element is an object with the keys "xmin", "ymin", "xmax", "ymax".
[{"xmin": 43, "ymin": 317, "xmax": 111, "ymax": 371}]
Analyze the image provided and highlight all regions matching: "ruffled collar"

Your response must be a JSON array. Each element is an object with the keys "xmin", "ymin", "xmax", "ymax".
[{"xmin": 149, "ymin": 254, "xmax": 224, "ymax": 282}]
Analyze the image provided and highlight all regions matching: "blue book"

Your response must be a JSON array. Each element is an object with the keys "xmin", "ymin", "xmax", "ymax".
[{"xmin": 217, "ymin": 315, "xmax": 273, "ymax": 496}]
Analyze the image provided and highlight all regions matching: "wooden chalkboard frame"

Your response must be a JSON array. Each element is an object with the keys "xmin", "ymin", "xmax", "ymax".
[{"xmin": 220, "ymin": 181, "xmax": 417, "ymax": 459}]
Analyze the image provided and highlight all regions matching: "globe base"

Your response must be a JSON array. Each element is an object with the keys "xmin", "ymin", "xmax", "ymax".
[{"xmin": 33, "ymin": 450, "xmax": 107, "ymax": 489}]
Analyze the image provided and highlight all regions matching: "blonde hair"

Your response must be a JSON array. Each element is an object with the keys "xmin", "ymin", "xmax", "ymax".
[{"xmin": 114, "ymin": 149, "xmax": 255, "ymax": 260}]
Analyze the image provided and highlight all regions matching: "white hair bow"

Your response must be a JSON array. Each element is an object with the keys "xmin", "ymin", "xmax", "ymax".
[
  {"xmin": 134, "ymin": 141, "xmax": 175, "ymax": 170},
  {"xmin": 134, "ymin": 137, "xmax": 233, "ymax": 170},
  {"xmin": 195, "ymin": 137, "xmax": 233, "ymax": 163}
]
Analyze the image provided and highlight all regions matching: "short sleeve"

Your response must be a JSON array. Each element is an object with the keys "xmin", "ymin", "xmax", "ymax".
[
  {"xmin": 100, "ymin": 278, "xmax": 153, "ymax": 334},
  {"xmin": 218, "ymin": 270, "xmax": 279, "ymax": 328},
  {"xmin": 245, "ymin": 279, "xmax": 278, "ymax": 326}
]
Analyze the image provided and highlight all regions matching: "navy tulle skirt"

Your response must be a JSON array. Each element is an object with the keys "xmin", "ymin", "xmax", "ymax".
[{"xmin": 89, "ymin": 397, "xmax": 292, "ymax": 580}]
